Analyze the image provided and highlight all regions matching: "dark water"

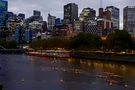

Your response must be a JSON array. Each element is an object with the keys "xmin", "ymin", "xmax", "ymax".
[{"xmin": 0, "ymin": 54, "xmax": 135, "ymax": 90}]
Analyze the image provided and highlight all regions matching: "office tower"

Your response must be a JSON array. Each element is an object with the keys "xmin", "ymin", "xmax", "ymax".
[
  {"xmin": 48, "ymin": 14, "xmax": 56, "ymax": 31},
  {"xmin": 124, "ymin": 6, "xmax": 135, "ymax": 38},
  {"xmin": 79, "ymin": 7, "xmax": 96, "ymax": 22},
  {"xmin": 33, "ymin": 10, "xmax": 41, "ymax": 16},
  {"xmin": 74, "ymin": 7, "xmax": 96, "ymax": 35},
  {"xmin": 106, "ymin": 6, "xmax": 120, "ymax": 30},
  {"xmin": 64, "ymin": 3, "xmax": 78, "ymax": 25},
  {"xmin": 124, "ymin": 6, "xmax": 135, "ymax": 32},
  {"xmin": 0, "ymin": 0, "xmax": 8, "ymax": 28}
]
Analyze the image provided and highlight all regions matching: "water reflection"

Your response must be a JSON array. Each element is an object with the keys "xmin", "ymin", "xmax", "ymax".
[
  {"xmin": 0, "ymin": 55, "xmax": 135, "ymax": 90},
  {"xmin": 68, "ymin": 59, "xmax": 135, "ymax": 77},
  {"xmin": 66, "ymin": 58, "xmax": 135, "ymax": 89}
]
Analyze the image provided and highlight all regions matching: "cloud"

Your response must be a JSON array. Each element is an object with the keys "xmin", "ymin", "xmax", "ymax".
[{"xmin": 8, "ymin": 0, "xmax": 135, "ymax": 29}]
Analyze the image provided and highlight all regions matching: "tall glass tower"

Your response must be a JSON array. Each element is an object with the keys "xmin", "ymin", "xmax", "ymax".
[
  {"xmin": 64, "ymin": 3, "xmax": 78, "ymax": 25},
  {"xmin": 124, "ymin": 6, "xmax": 135, "ymax": 32},
  {"xmin": 0, "ymin": 0, "xmax": 8, "ymax": 28}
]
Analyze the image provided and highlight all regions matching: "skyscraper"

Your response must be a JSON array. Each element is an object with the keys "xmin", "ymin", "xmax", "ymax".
[
  {"xmin": 79, "ymin": 7, "xmax": 96, "ymax": 22},
  {"xmin": 124, "ymin": 6, "xmax": 135, "ymax": 38},
  {"xmin": 123, "ymin": 6, "xmax": 135, "ymax": 32},
  {"xmin": 106, "ymin": 6, "xmax": 120, "ymax": 30},
  {"xmin": 0, "ymin": 0, "xmax": 8, "ymax": 28},
  {"xmin": 48, "ymin": 14, "xmax": 56, "ymax": 31},
  {"xmin": 64, "ymin": 3, "xmax": 78, "ymax": 25}
]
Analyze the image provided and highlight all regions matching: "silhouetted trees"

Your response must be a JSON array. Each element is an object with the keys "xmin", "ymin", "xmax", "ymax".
[
  {"xmin": 71, "ymin": 33, "xmax": 101, "ymax": 50},
  {"xmin": 30, "ymin": 38, "xmax": 71, "ymax": 50},
  {"xmin": 0, "ymin": 39, "xmax": 17, "ymax": 49},
  {"xmin": 107, "ymin": 30, "xmax": 133, "ymax": 51},
  {"xmin": 30, "ymin": 33, "xmax": 101, "ymax": 50},
  {"xmin": 29, "ymin": 31, "xmax": 135, "ymax": 52}
]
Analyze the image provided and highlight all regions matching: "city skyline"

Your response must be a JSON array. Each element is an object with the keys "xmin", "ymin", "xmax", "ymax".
[{"xmin": 8, "ymin": 0, "xmax": 135, "ymax": 29}]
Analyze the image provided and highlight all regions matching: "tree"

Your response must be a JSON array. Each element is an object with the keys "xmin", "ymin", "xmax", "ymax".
[
  {"xmin": 0, "ymin": 39, "xmax": 17, "ymax": 49},
  {"xmin": 29, "ymin": 38, "xmax": 71, "ymax": 50},
  {"xmin": 71, "ymin": 33, "xmax": 101, "ymax": 50},
  {"xmin": 107, "ymin": 30, "xmax": 132, "ymax": 51}
]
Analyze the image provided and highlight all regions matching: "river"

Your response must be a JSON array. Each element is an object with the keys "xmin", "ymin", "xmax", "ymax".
[{"xmin": 0, "ymin": 54, "xmax": 135, "ymax": 90}]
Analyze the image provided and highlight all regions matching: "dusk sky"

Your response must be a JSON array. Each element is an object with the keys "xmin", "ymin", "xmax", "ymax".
[{"xmin": 8, "ymin": 0, "xmax": 135, "ymax": 29}]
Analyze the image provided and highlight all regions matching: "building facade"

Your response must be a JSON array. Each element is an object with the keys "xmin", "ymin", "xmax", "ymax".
[
  {"xmin": 124, "ymin": 6, "xmax": 135, "ymax": 31},
  {"xmin": 79, "ymin": 8, "xmax": 96, "ymax": 22},
  {"xmin": 52, "ymin": 24, "xmax": 73, "ymax": 38},
  {"xmin": 64, "ymin": 3, "xmax": 78, "ymax": 25},
  {"xmin": 24, "ymin": 30, "xmax": 32, "ymax": 43},
  {"xmin": 106, "ymin": 6, "xmax": 119, "ymax": 30},
  {"xmin": 98, "ymin": 8, "xmax": 113, "ymax": 36},
  {"xmin": 48, "ymin": 14, "xmax": 56, "ymax": 31},
  {"xmin": 124, "ymin": 6, "xmax": 135, "ymax": 38},
  {"xmin": 74, "ymin": 7, "xmax": 96, "ymax": 35},
  {"xmin": 0, "ymin": 0, "xmax": 8, "ymax": 28},
  {"xmin": 83, "ymin": 18, "xmax": 98, "ymax": 35}
]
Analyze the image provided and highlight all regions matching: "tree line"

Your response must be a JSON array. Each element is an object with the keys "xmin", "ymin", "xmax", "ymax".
[
  {"xmin": 30, "ymin": 30, "xmax": 135, "ymax": 52},
  {"xmin": 0, "ymin": 39, "xmax": 17, "ymax": 49}
]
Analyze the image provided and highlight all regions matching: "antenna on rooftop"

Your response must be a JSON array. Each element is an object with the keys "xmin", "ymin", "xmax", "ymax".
[{"xmin": 100, "ymin": 0, "xmax": 102, "ymax": 8}]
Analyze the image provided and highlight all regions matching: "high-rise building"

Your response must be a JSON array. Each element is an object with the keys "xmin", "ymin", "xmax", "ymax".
[
  {"xmin": 79, "ymin": 7, "xmax": 96, "ymax": 22},
  {"xmin": 124, "ymin": 6, "xmax": 135, "ymax": 38},
  {"xmin": 74, "ymin": 7, "xmax": 96, "ymax": 35},
  {"xmin": 64, "ymin": 3, "xmax": 78, "ymax": 25},
  {"xmin": 33, "ymin": 10, "xmax": 41, "ymax": 16},
  {"xmin": 124, "ymin": 6, "xmax": 135, "ymax": 32},
  {"xmin": 7, "ymin": 12, "xmax": 16, "ymax": 33},
  {"xmin": 48, "ymin": 14, "xmax": 56, "ymax": 31},
  {"xmin": 0, "ymin": 0, "xmax": 8, "ymax": 28},
  {"xmin": 98, "ymin": 8, "xmax": 113, "ymax": 36},
  {"xmin": 106, "ymin": 6, "xmax": 119, "ymax": 30}
]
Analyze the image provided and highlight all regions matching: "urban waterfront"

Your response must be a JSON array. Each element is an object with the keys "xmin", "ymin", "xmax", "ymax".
[{"xmin": 0, "ymin": 54, "xmax": 135, "ymax": 90}]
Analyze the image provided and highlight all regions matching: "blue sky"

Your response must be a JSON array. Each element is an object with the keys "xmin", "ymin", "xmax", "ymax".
[{"xmin": 8, "ymin": 0, "xmax": 135, "ymax": 29}]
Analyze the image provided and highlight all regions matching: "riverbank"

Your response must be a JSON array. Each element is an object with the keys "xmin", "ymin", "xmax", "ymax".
[
  {"xmin": 25, "ymin": 50, "xmax": 135, "ymax": 63},
  {"xmin": 27, "ymin": 50, "xmax": 70, "ymax": 58},
  {"xmin": 0, "ymin": 49, "xmax": 25, "ymax": 54},
  {"xmin": 70, "ymin": 51, "xmax": 135, "ymax": 63}
]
